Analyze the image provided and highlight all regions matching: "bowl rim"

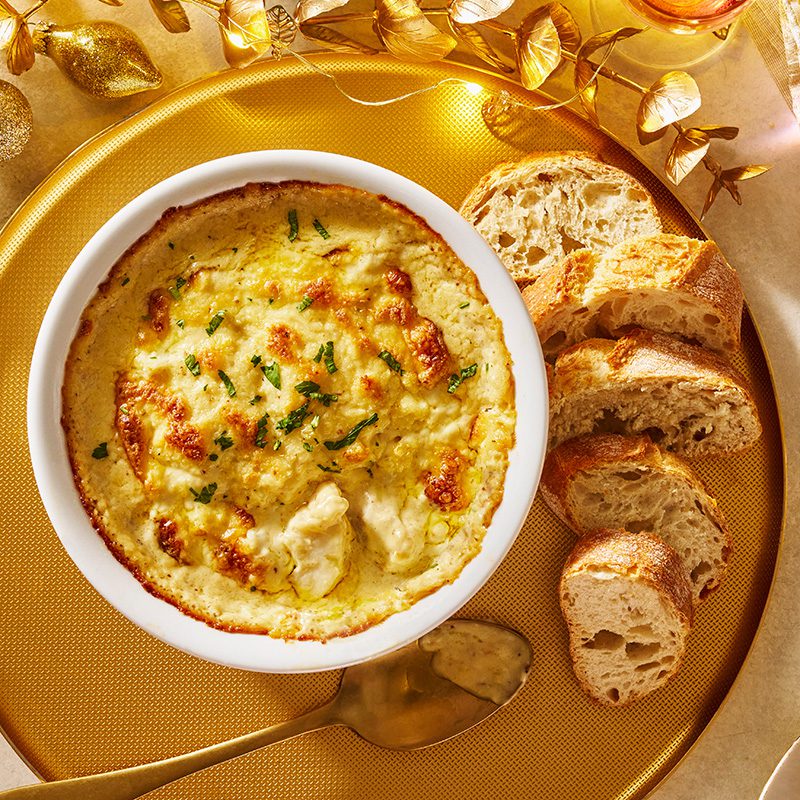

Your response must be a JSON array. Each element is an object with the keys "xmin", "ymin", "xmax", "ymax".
[{"xmin": 27, "ymin": 149, "xmax": 548, "ymax": 673}]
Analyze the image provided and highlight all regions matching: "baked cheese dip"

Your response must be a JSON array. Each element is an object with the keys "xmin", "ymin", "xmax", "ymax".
[{"xmin": 62, "ymin": 181, "xmax": 516, "ymax": 640}]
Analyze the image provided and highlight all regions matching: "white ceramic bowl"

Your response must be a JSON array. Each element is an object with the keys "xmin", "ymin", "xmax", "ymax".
[{"xmin": 28, "ymin": 150, "xmax": 548, "ymax": 673}]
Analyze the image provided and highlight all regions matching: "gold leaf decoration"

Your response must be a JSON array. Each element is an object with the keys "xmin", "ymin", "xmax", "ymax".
[
  {"xmin": 295, "ymin": 0, "xmax": 350, "ymax": 24},
  {"xmin": 449, "ymin": 0, "xmax": 514, "ymax": 25},
  {"xmin": 516, "ymin": 7, "xmax": 561, "ymax": 91},
  {"xmin": 148, "ymin": 0, "xmax": 190, "ymax": 34},
  {"xmin": 665, "ymin": 128, "xmax": 709, "ymax": 185},
  {"xmin": 637, "ymin": 70, "xmax": 701, "ymax": 134},
  {"xmin": 6, "ymin": 16, "xmax": 34, "ymax": 74},
  {"xmin": 545, "ymin": 2, "xmax": 581, "ymax": 53},
  {"xmin": 0, "ymin": 78, "xmax": 32, "ymax": 160},
  {"xmin": 266, "ymin": 5, "xmax": 297, "ymax": 54},
  {"xmin": 219, "ymin": 0, "xmax": 271, "ymax": 68},
  {"xmin": 694, "ymin": 124, "xmax": 739, "ymax": 139},
  {"xmin": 298, "ymin": 22, "xmax": 379, "ymax": 53},
  {"xmin": 721, "ymin": 164, "xmax": 771, "ymax": 182},
  {"xmin": 373, "ymin": 0, "xmax": 456, "ymax": 63},
  {"xmin": 96, "ymin": 0, "xmax": 124, "ymax": 5},
  {"xmin": 702, "ymin": 178, "xmax": 722, "ymax": 219},
  {"xmin": 449, "ymin": 18, "xmax": 513, "ymax": 73}
]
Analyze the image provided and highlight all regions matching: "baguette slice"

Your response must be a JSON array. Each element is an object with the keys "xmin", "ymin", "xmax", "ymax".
[
  {"xmin": 548, "ymin": 328, "xmax": 761, "ymax": 456},
  {"xmin": 523, "ymin": 234, "xmax": 744, "ymax": 360},
  {"xmin": 460, "ymin": 152, "xmax": 662, "ymax": 284},
  {"xmin": 542, "ymin": 434, "xmax": 731, "ymax": 605},
  {"xmin": 559, "ymin": 528, "xmax": 693, "ymax": 707}
]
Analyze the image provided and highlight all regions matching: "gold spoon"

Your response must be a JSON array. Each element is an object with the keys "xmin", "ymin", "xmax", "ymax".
[{"xmin": 0, "ymin": 619, "xmax": 531, "ymax": 800}]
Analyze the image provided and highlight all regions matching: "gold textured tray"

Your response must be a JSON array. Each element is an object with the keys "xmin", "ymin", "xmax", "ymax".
[{"xmin": 0, "ymin": 54, "xmax": 784, "ymax": 800}]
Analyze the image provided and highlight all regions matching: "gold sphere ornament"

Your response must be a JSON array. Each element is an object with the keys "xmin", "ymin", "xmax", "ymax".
[
  {"xmin": 31, "ymin": 21, "xmax": 163, "ymax": 99},
  {"xmin": 0, "ymin": 79, "xmax": 32, "ymax": 161}
]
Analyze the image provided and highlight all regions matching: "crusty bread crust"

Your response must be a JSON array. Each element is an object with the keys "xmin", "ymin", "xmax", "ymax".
[
  {"xmin": 548, "ymin": 328, "xmax": 762, "ymax": 455},
  {"xmin": 541, "ymin": 433, "xmax": 732, "ymax": 603},
  {"xmin": 459, "ymin": 152, "xmax": 662, "ymax": 285},
  {"xmin": 560, "ymin": 528, "xmax": 693, "ymax": 707},
  {"xmin": 523, "ymin": 234, "xmax": 744, "ymax": 359}
]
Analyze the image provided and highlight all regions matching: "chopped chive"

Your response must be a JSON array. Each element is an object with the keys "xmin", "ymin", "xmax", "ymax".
[
  {"xmin": 255, "ymin": 412, "xmax": 269, "ymax": 448},
  {"xmin": 313, "ymin": 344, "xmax": 324, "ymax": 363},
  {"xmin": 168, "ymin": 241, "xmax": 175, "ymax": 249},
  {"xmin": 297, "ymin": 295, "xmax": 314, "ymax": 312},
  {"xmin": 261, "ymin": 361, "xmax": 281, "ymax": 390},
  {"xmin": 273, "ymin": 440, "xmax": 282, "ymax": 451},
  {"xmin": 205, "ymin": 310, "xmax": 226, "ymax": 336},
  {"xmin": 169, "ymin": 276, "xmax": 187, "ymax": 301},
  {"xmin": 288, "ymin": 209, "xmax": 299, "ymax": 241},
  {"xmin": 214, "ymin": 431, "xmax": 234, "ymax": 451},
  {"xmin": 218, "ymin": 370, "xmax": 236, "ymax": 397},
  {"xmin": 91, "ymin": 442, "xmax": 109, "ymax": 459},
  {"xmin": 458, "ymin": 301, "xmax": 470, "ymax": 309},
  {"xmin": 303, "ymin": 441, "xmax": 313, "ymax": 452},
  {"xmin": 322, "ymin": 341, "xmax": 337, "ymax": 374},
  {"xmin": 184, "ymin": 354, "xmax": 201, "ymax": 376},
  {"xmin": 317, "ymin": 463, "xmax": 342, "ymax": 473},
  {"xmin": 447, "ymin": 363, "xmax": 478, "ymax": 394},
  {"xmin": 276, "ymin": 402, "xmax": 310, "ymax": 434},
  {"xmin": 313, "ymin": 219, "xmax": 330, "ymax": 239},
  {"xmin": 249, "ymin": 395, "xmax": 263, "ymax": 405},
  {"xmin": 232, "ymin": 247, "xmax": 238, "ymax": 253},
  {"xmin": 251, "ymin": 355, "xmax": 262, "ymax": 367},
  {"xmin": 378, "ymin": 350, "xmax": 404, "ymax": 375},
  {"xmin": 121, "ymin": 276, "xmax": 130, "ymax": 286},
  {"xmin": 323, "ymin": 413, "xmax": 378, "ymax": 451},
  {"xmin": 208, "ymin": 453, "xmax": 219, "ymax": 462},
  {"xmin": 310, "ymin": 414, "xmax": 320, "ymax": 431},
  {"xmin": 176, "ymin": 319, "xmax": 185, "ymax": 329},
  {"xmin": 190, "ymin": 482, "xmax": 217, "ymax": 504}
]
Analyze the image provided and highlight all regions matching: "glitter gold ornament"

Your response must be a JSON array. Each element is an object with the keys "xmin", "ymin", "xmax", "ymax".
[
  {"xmin": 31, "ymin": 20, "xmax": 162, "ymax": 98},
  {"xmin": 0, "ymin": 78, "xmax": 31, "ymax": 160}
]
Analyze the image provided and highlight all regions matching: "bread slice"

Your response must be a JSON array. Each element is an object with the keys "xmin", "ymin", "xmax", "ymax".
[
  {"xmin": 541, "ymin": 434, "xmax": 731, "ymax": 605},
  {"xmin": 548, "ymin": 328, "xmax": 761, "ymax": 456},
  {"xmin": 559, "ymin": 528, "xmax": 693, "ymax": 707},
  {"xmin": 459, "ymin": 152, "xmax": 662, "ymax": 284},
  {"xmin": 523, "ymin": 234, "xmax": 744, "ymax": 360}
]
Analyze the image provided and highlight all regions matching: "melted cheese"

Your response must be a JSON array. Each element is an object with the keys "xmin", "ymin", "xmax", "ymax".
[{"xmin": 62, "ymin": 182, "xmax": 515, "ymax": 640}]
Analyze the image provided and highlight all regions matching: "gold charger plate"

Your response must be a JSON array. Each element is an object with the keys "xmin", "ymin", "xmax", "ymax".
[{"xmin": 0, "ymin": 54, "xmax": 784, "ymax": 800}]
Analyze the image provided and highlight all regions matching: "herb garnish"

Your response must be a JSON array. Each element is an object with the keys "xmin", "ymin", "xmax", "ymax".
[
  {"xmin": 273, "ymin": 440, "xmax": 282, "ymax": 451},
  {"xmin": 209, "ymin": 453, "xmax": 218, "ymax": 462},
  {"xmin": 295, "ymin": 380, "xmax": 338, "ymax": 407},
  {"xmin": 205, "ymin": 310, "xmax": 226, "ymax": 336},
  {"xmin": 276, "ymin": 402, "xmax": 310, "ymax": 434},
  {"xmin": 121, "ymin": 276, "xmax": 130, "ymax": 287},
  {"xmin": 313, "ymin": 219, "xmax": 330, "ymax": 240},
  {"xmin": 378, "ymin": 350, "xmax": 404, "ymax": 375},
  {"xmin": 255, "ymin": 413, "xmax": 269, "ymax": 448},
  {"xmin": 176, "ymin": 319, "xmax": 185, "ymax": 329},
  {"xmin": 190, "ymin": 482, "xmax": 217, "ymax": 504},
  {"xmin": 322, "ymin": 340, "xmax": 337, "ymax": 374},
  {"xmin": 251, "ymin": 355, "xmax": 262, "ymax": 367},
  {"xmin": 447, "ymin": 363, "xmax": 478, "ymax": 394},
  {"xmin": 297, "ymin": 295, "xmax": 314, "ymax": 312},
  {"xmin": 218, "ymin": 370, "xmax": 236, "ymax": 397},
  {"xmin": 458, "ymin": 301, "xmax": 470, "ymax": 309},
  {"xmin": 169, "ymin": 276, "xmax": 186, "ymax": 301},
  {"xmin": 318, "ymin": 463, "xmax": 342, "ymax": 473},
  {"xmin": 313, "ymin": 344, "xmax": 324, "ymax": 363},
  {"xmin": 168, "ymin": 241, "xmax": 175, "ymax": 250},
  {"xmin": 310, "ymin": 414, "xmax": 320, "ymax": 430},
  {"xmin": 303, "ymin": 441, "xmax": 313, "ymax": 452},
  {"xmin": 288, "ymin": 209, "xmax": 299, "ymax": 241},
  {"xmin": 324, "ymin": 413, "xmax": 378, "ymax": 451},
  {"xmin": 261, "ymin": 361, "xmax": 281, "ymax": 390},
  {"xmin": 185, "ymin": 354, "xmax": 201, "ymax": 376},
  {"xmin": 214, "ymin": 431, "xmax": 234, "ymax": 451},
  {"xmin": 249, "ymin": 395, "xmax": 263, "ymax": 405},
  {"xmin": 92, "ymin": 442, "xmax": 109, "ymax": 459}
]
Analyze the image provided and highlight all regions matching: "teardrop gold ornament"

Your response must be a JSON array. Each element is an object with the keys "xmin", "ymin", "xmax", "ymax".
[
  {"xmin": 0, "ymin": 79, "xmax": 32, "ymax": 160},
  {"xmin": 31, "ymin": 21, "xmax": 162, "ymax": 98}
]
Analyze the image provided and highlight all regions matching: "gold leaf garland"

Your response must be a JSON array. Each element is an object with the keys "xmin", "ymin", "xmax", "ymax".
[{"xmin": 0, "ymin": 0, "xmax": 771, "ymax": 218}]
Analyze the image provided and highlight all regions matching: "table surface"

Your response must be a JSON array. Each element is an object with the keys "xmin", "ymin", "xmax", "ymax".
[{"xmin": 1, "ymin": 2, "xmax": 798, "ymax": 798}]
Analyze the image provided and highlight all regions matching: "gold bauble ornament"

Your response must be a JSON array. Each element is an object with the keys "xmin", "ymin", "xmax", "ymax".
[
  {"xmin": 31, "ymin": 21, "xmax": 163, "ymax": 99},
  {"xmin": 0, "ymin": 79, "xmax": 32, "ymax": 160}
]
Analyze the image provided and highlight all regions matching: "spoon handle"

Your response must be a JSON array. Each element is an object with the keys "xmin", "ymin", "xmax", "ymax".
[{"xmin": 0, "ymin": 702, "xmax": 339, "ymax": 800}]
